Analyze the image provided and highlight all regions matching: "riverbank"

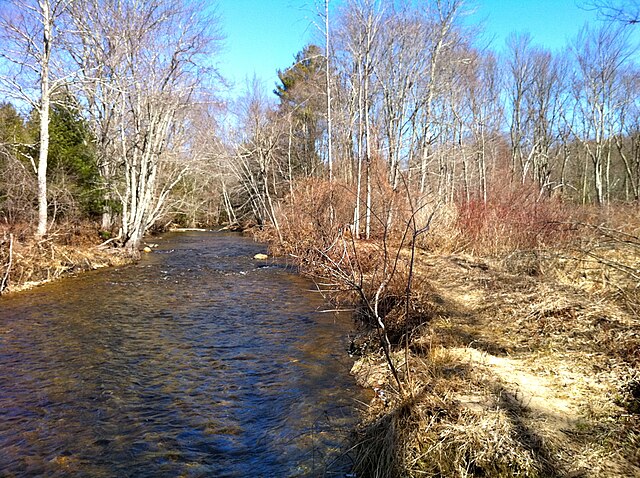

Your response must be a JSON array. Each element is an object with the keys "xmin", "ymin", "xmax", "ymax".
[
  {"xmin": 0, "ymin": 224, "xmax": 244, "ymax": 295},
  {"xmin": 0, "ymin": 224, "xmax": 135, "ymax": 295},
  {"xmin": 260, "ymin": 207, "xmax": 640, "ymax": 477},
  {"xmin": 346, "ymin": 247, "xmax": 639, "ymax": 477}
]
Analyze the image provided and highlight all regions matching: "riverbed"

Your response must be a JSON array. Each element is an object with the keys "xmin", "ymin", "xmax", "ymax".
[{"xmin": 0, "ymin": 231, "xmax": 364, "ymax": 477}]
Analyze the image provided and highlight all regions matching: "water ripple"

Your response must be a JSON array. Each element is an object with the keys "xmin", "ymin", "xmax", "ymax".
[{"xmin": 0, "ymin": 232, "xmax": 364, "ymax": 477}]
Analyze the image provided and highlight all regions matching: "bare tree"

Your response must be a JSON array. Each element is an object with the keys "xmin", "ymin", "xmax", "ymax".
[
  {"xmin": 229, "ymin": 78, "xmax": 285, "ymax": 238},
  {"xmin": 67, "ymin": 0, "xmax": 222, "ymax": 249},
  {"xmin": 570, "ymin": 24, "xmax": 633, "ymax": 205},
  {"xmin": 586, "ymin": 0, "xmax": 640, "ymax": 25},
  {"xmin": 0, "ymin": 0, "xmax": 73, "ymax": 237},
  {"xmin": 612, "ymin": 67, "xmax": 640, "ymax": 201},
  {"xmin": 505, "ymin": 33, "xmax": 567, "ymax": 192},
  {"xmin": 325, "ymin": 0, "xmax": 334, "ymax": 182},
  {"xmin": 416, "ymin": 0, "xmax": 466, "ymax": 196},
  {"xmin": 335, "ymin": 0, "xmax": 385, "ymax": 239}
]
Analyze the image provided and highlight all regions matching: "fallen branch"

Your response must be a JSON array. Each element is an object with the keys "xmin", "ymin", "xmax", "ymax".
[{"xmin": 1, "ymin": 233, "xmax": 14, "ymax": 294}]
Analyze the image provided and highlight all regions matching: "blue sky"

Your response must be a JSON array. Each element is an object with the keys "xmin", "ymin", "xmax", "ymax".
[
  {"xmin": 216, "ymin": 0, "xmax": 317, "ymax": 97},
  {"xmin": 215, "ymin": 0, "xmax": 625, "ymax": 98}
]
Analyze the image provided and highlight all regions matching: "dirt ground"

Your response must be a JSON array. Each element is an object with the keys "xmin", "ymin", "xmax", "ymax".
[{"xmin": 350, "ymin": 250, "xmax": 640, "ymax": 477}]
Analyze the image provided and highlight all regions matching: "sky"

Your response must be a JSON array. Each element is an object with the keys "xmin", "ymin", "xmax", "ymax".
[
  {"xmin": 215, "ymin": 0, "xmax": 319, "ymax": 98},
  {"xmin": 215, "ymin": 0, "xmax": 628, "ymax": 99}
]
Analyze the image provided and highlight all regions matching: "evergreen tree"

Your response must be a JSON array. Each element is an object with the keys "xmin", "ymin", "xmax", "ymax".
[
  {"xmin": 26, "ymin": 93, "xmax": 102, "ymax": 220},
  {"xmin": 275, "ymin": 44, "xmax": 327, "ymax": 176}
]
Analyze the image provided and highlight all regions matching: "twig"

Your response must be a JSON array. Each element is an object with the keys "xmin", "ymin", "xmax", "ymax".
[{"xmin": 97, "ymin": 233, "xmax": 122, "ymax": 248}]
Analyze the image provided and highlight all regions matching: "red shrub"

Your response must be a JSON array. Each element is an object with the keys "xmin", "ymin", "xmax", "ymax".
[{"xmin": 456, "ymin": 182, "xmax": 574, "ymax": 254}]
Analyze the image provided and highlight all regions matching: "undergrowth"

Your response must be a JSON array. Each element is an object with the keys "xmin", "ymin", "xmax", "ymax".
[
  {"xmin": 0, "ymin": 221, "xmax": 134, "ymax": 294},
  {"xmin": 255, "ymin": 178, "xmax": 640, "ymax": 478}
]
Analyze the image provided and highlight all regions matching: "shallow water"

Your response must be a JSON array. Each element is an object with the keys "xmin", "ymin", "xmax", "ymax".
[{"xmin": 0, "ymin": 232, "xmax": 364, "ymax": 477}]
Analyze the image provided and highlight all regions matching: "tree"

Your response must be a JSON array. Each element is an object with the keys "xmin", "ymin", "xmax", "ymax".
[
  {"xmin": 325, "ymin": 0, "xmax": 334, "ymax": 181},
  {"xmin": 570, "ymin": 24, "xmax": 633, "ymax": 204},
  {"xmin": 0, "ymin": 0, "xmax": 73, "ymax": 237},
  {"xmin": 587, "ymin": 0, "xmax": 640, "ymax": 25},
  {"xmin": 505, "ymin": 34, "xmax": 567, "ymax": 193},
  {"xmin": 275, "ymin": 44, "xmax": 327, "ymax": 177},
  {"xmin": 0, "ymin": 102, "xmax": 33, "ymax": 222},
  {"xmin": 233, "ymin": 77, "xmax": 284, "ymax": 235},
  {"xmin": 67, "ymin": 0, "xmax": 223, "ymax": 249},
  {"xmin": 334, "ymin": 0, "xmax": 384, "ymax": 239},
  {"xmin": 46, "ymin": 92, "xmax": 100, "ymax": 218}
]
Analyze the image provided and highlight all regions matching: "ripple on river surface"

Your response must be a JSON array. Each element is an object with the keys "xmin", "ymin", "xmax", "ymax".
[{"xmin": 0, "ymin": 232, "xmax": 365, "ymax": 477}]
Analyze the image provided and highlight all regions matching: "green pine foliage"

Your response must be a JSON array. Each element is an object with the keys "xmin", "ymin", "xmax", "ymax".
[
  {"xmin": 25, "ymin": 93, "xmax": 103, "ymax": 220},
  {"xmin": 48, "ymin": 100, "xmax": 102, "ymax": 218},
  {"xmin": 0, "ymin": 102, "xmax": 36, "ymax": 223},
  {"xmin": 275, "ymin": 44, "xmax": 326, "ymax": 177}
]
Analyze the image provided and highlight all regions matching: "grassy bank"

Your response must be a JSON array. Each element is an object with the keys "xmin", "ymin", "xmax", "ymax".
[
  {"xmin": 0, "ymin": 223, "xmax": 135, "ymax": 295},
  {"xmin": 347, "ymin": 247, "xmax": 639, "ymax": 477},
  {"xmin": 259, "ymin": 183, "xmax": 640, "ymax": 478}
]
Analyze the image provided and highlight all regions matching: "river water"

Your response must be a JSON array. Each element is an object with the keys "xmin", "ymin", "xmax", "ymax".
[{"xmin": 0, "ymin": 232, "xmax": 365, "ymax": 477}]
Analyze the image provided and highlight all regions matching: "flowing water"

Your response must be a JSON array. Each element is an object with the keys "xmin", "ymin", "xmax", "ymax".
[{"xmin": 0, "ymin": 232, "xmax": 365, "ymax": 477}]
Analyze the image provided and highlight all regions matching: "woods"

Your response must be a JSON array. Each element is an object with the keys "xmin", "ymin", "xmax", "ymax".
[
  {"xmin": 0, "ymin": 0, "xmax": 223, "ymax": 251},
  {"xmin": 0, "ymin": 0, "xmax": 638, "ymax": 248}
]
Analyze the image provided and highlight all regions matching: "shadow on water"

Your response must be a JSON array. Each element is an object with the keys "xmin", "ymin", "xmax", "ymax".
[{"xmin": 0, "ymin": 232, "xmax": 366, "ymax": 477}]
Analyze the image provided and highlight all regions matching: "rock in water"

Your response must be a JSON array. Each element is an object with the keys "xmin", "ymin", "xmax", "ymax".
[
  {"xmin": 143, "ymin": 246, "xmax": 152, "ymax": 253},
  {"xmin": 253, "ymin": 253, "xmax": 268, "ymax": 260}
]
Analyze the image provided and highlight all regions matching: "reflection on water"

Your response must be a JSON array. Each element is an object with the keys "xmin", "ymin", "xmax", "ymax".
[{"xmin": 0, "ymin": 232, "xmax": 364, "ymax": 477}]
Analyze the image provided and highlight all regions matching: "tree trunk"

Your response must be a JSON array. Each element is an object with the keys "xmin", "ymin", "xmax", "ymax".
[
  {"xmin": 36, "ymin": 0, "xmax": 53, "ymax": 238},
  {"xmin": 325, "ymin": 0, "xmax": 333, "ymax": 182}
]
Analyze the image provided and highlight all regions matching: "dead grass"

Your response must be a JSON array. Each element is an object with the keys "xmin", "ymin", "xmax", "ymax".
[
  {"xmin": 348, "ymin": 246, "xmax": 640, "ymax": 477},
  {"xmin": 0, "ymin": 222, "xmax": 134, "ymax": 294},
  {"xmin": 259, "ymin": 181, "xmax": 640, "ymax": 477},
  {"xmin": 351, "ymin": 348, "xmax": 552, "ymax": 477}
]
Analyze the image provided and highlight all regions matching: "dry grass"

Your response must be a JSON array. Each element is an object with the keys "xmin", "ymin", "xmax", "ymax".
[
  {"xmin": 350, "ymin": 348, "xmax": 551, "ymax": 478},
  {"xmin": 348, "ymin": 245, "xmax": 640, "ymax": 477},
  {"xmin": 259, "ymin": 180, "xmax": 640, "ymax": 477},
  {"xmin": 0, "ymin": 222, "xmax": 134, "ymax": 294}
]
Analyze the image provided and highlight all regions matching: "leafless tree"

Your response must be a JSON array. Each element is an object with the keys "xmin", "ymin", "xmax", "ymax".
[
  {"xmin": 335, "ymin": 0, "xmax": 385, "ymax": 239},
  {"xmin": 586, "ymin": 0, "xmax": 640, "ymax": 25},
  {"xmin": 229, "ymin": 78, "xmax": 285, "ymax": 238},
  {"xmin": 66, "ymin": 0, "xmax": 222, "ymax": 248},
  {"xmin": 505, "ymin": 34, "xmax": 567, "ymax": 193},
  {"xmin": 0, "ymin": 0, "xmax": 74, "ymax": 237},
  {"xmin": 570, "ymin": 24, "xmax": 633, "ymax": 204}
]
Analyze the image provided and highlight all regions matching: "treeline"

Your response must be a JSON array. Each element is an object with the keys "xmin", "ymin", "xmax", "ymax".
[
  {"xmin": 0, "ymin": 0, "xmax": 638, "ymax": 251},
  {"xmin": 230, "ymin": 0, "xmax": 640, "ymax": 250}
]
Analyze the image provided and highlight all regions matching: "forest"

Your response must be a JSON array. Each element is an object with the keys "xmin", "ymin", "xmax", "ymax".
[
  {"xmin": 0, "ymin": 0, "xmax": 638, "ymax": 249},
  {"xmin": 0, "ymin": 0, "xmax": 639, "ymax": 476}
]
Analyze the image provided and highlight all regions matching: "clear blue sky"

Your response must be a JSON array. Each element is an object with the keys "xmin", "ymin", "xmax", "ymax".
[
  {"xmin": 215, "ymin": 0, "xmax": 624, "ymax": 98},
  {"xmin": 216, "ymin": 0, "xmax": 318, "ymax": 97}
]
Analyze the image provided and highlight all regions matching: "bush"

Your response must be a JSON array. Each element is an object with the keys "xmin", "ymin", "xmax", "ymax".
[{"xmin": 455, "ymin": 182, "xmax": 573, "ymax": 255}]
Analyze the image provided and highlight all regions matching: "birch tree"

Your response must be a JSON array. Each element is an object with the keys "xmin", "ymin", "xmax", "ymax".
[
  {"xmin": 335, "ymin": 0, "xmax": 384, "ymax": 238},
  {"xmin": 67, "ymin": 0, "xmax": 222, "ymax": 248},
  {"xmin": 0, "ymin": 0, "xmax": 73, "ymax": 237},
  {"xmin": 571, "ymin": 24, "xmax": 633, "ymax": 204},
  {"xmin": 506, "ymin": 34, "xmax": 567, "ymax": 192}
]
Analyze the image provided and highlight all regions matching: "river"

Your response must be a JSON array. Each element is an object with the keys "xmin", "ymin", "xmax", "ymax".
[{"xmin": 0, "ymin": 232, "xmax": 365, "ymax": 477}]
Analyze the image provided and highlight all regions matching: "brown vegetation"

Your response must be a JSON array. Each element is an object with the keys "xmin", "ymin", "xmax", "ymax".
[
  {"xmin": 0, "ymin": 222, "xmax": 134, "ymax": 295},
  {"xmin": 258, "ymin": 177, "xmax": 640, "ymax": 478}
]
